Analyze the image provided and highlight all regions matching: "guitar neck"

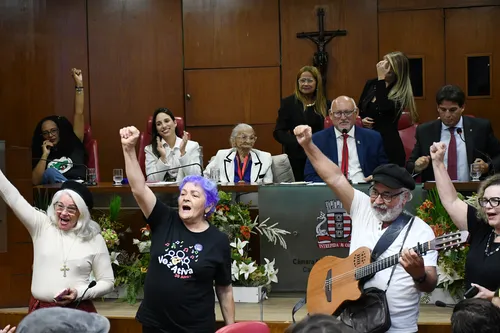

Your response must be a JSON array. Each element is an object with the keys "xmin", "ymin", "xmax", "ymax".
[{"xmin": 356, "ymin": 241, "xmax": 430, "ymax": 280}]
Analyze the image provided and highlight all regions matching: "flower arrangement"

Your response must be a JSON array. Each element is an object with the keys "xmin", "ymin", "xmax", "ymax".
[
  {"xmin": 416, "ymin": 188, "xmax": 471, "ymax": 299},
  {"xmin": 209, "ymin": 191, "xmax": 290, "ymax": 287}
]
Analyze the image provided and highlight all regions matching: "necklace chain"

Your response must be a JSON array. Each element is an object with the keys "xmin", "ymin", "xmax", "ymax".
[
  {"xmin": 484, "ymin": 231, "xmax": 500, "ymax": 257},
  {"xmin": 60, "ymin": 230, "xmax": 78, "ymax": 277}
]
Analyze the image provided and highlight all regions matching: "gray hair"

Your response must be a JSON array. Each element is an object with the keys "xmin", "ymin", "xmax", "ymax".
[
  {"xmin": 16, "ymin": 307, "xmax": 110, "ymax": 333},
  {"xmin": 229, "ymin": 123, "xmax": 254, "ymax": 147},
  {"xmin": 47, "ymin": 189, "xmax": 101, "ymax": 241}
]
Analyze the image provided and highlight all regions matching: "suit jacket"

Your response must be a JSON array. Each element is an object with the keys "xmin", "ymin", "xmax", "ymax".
[
  {"xmin": 304, "ymin": 126, "xmax": 389, "ymax": 182},
  {"xmin": 204, "ymin": 148, "xmax": 273, "ymax": 183},
  {"xmin": 273, "ymin": 94, "xmax": 330, "ymax": 159},
  {"xmin": 406, "ymin": 116, "xmax": 500, "ymax": 182}
]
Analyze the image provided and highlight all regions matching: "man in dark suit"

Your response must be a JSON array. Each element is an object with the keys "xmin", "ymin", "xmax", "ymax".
[
  {"xmin": 406, "ymin": 85, "xmax": 500, "ymax": 182},
  {"xmin": 304, "ymin": 96, "xmax": 388, "ymax": 182}
]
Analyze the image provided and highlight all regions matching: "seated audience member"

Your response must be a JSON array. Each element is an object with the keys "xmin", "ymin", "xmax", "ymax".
[
  {"xmin": 431, "ymin": 142, "xmax": 500, "ymax": 297},
  {"xmin": 144, "ymin": 108, "xmax": 201, "ymax": 182},
  {"xmin": 406, "ymin": 85, "xmax": 500, "ymax": 182},
  {"xmin": 0, "ymin": 169, "xmax": 114, "ymax": 313},
  {"xmin": 294, "ymin": 125, "xmax": 437, "ymax": 333},
  {"xmin": 285, "ymin": 314, "xmax": 356, "ymax": 333},
  {"xmin": 205, "ymin": 124, "xmax": 273, "ymax": 183},
  {"xmin": 451, "ymin": 298, "xmax": 500, "ymax": 333},
  {"xmin": 31, "ymin": 68, "xmax": 87, "ymax": 185},
  {"xmin": 359, "ymin": 51, "xmax": 418, "ymax": 167},
  {"xmin": 15, "ymin": 307, "xmax": 110, "ymax": 333},
  {"xmin": 273, "ymin": 66, "xmax": 330, "ymax": 181},
  {"xmin": 1, "ymin": 325, "xmax": 15, "ymax": 333},
  {"xmin": 304, "ymin": 96, "xmax": 388, "ymax": 183}
]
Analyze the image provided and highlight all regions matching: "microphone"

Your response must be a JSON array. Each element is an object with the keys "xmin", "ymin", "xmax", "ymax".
[
  {"xmin": 434, "ymin": 300, "xmax": 455, "ymax": 308},
  {"xmin": 74, "ymin": 280, "xmax": 97, "ymax": 309},
  {"xmin": 259, "ymin": 286, "xmax": 268, "ymax": 321},
  {"xmin": 145, "ymin": 162, "xmax": 204, "ymax": 181},
  {"xmin": 456, "ymin": 128, "xmax": 495, "ymax": 174},
  {"xmin": 34, "ymin": 158, "xmax": 97, "ymax": 186}
]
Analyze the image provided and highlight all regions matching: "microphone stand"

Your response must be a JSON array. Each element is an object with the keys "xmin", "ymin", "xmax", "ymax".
[{"xmin": 259, "ymin": 287, "xmax": 268, "ymax": 322}]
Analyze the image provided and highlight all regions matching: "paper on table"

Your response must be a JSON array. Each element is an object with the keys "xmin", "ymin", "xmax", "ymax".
[
  {"xmin": 146, "ymin": 181, "xmax": 178, "ymax": 186},
  {"xmin": 279, "ymin": 181, "xmax": 311, "ymax": 185}
]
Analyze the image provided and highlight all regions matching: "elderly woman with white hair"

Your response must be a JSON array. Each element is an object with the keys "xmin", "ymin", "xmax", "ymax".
[
  {"xmin": 204, "ymin": 123, "xmax": 273, "ymax": 183},
  {"xmin": 0, "ymin": 169, "xmax": 114, "ymax": 313}
]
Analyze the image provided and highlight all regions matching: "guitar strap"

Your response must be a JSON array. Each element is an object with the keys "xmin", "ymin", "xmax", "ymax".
[{"xmin": 291, "ymin": 211, "xmax": 414, "ymax": 323}]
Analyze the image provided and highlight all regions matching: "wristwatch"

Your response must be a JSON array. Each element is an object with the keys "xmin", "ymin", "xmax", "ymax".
[{"xmin": 413, "ymin": 272, "xmax": 427, "ymax": 284}]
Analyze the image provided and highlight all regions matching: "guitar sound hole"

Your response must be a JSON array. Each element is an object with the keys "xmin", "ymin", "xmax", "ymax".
[{"xmin": 353, "ymin": 253, "xmax": 367, "ymax": 267}]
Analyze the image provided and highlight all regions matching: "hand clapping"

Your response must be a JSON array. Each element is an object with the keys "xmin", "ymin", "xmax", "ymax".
[
  {"xmin": 180, "ymin": 131, "xmax": 189, "ymax": 156},
  {"xmin": 1, "ymin": 325, "xmax": 16, "ymax": 333}
]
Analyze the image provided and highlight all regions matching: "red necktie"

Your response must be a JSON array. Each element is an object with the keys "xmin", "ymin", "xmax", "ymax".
[
  {"xmin": 447, "ymin": 127, "xmax": 457, "ymax": 180},
  {"xmin": 341, "ymin": 133, "xmax": 349, "ymax": 178}
]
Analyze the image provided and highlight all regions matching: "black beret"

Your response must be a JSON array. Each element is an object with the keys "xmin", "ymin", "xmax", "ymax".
[
  {"xmin": 372, "ymin": 164, "xmax": 415, "ymax": 191},
  {"xmin": 60, "ymin": 181, "xmax": 94, "ymax": 209}
]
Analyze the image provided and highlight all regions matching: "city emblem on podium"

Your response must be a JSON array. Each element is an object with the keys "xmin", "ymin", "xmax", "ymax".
[{"xmin": 315, "ymin": 199, "xmax": 351, "ymax": 249}]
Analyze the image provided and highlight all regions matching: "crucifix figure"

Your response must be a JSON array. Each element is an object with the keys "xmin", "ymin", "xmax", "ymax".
[
  {"xmin": 61, "ymin": 264, "xmax": 70, "ymax": 277},
  {"xmin": 296, "ymin": 8, "xmax": 347, "ymax": 93}
]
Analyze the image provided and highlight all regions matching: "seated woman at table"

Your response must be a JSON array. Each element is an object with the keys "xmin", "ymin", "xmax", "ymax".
[
  {"xmin": 144, "ymin": 108, "xmax": 201, "ymax": 182},
  {"xmin": 31, "ymin": 68, "xmax": 87, "ymax": 185},
  {"xmin": 0, "ymin": 170, "xmax": 114, "ymax": 313},
  {"xmin": 120, "ymin": 126, "xmax": 234, "ymax": 333},
  {"xmin": 431, "ymin": 142, "xmax": 500, "ymax": 299},
  {"xmin": 204, "ymin": 123, "xmax": 273, "ymax": 184}
]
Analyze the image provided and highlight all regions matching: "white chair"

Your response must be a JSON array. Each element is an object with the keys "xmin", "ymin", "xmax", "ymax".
[{"xmin": 271, "ymin": 154, "xmax": 295, "ymax": 183}]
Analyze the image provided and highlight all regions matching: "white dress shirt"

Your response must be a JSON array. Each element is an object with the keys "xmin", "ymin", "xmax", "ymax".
[
  {"xmin": 145, "ymin": 137, "xmax": 201, "ymax": 182},
  {"xmin": 334, "ymin": 127, "xmax": 364, "ymax": 183},
  {"xmin": 440, "ymin": 117, "xmax": 468, "ymax": 181}
]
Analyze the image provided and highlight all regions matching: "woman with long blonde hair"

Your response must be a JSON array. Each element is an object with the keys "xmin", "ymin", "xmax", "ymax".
[
  {"xmin": 274, "ymin": 66, "xmax": 330, "ymax": 181},
  {"xmin": 358, "ymin": 51, "xmax": 417, "ymax": 167}
]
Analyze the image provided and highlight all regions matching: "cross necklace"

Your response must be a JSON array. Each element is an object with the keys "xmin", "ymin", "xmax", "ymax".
[{"xmin": 60, "ymin": 230, "xmax": 78, "ymax": 277}]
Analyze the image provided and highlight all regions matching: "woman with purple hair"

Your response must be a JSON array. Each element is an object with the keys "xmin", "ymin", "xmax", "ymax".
[{"xmin": 120, "ymin": 126, "xmax": 234, "ymax": 333}]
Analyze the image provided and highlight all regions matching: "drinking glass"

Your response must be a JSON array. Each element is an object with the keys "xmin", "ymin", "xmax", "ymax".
[
  {"xmin": 86, "ymin": 168, "xmax": 96, "ymax": 185},
  {"xmin": 113, "ymin": 169, "xmax": 123, "ymax": 185},
  {"xmin": 209, "ymin": 168, "xmax": 220, "ymax": 183},
  {"xmin": 470, "ymin": 163, "xmax": 481, "ymax": 181}
]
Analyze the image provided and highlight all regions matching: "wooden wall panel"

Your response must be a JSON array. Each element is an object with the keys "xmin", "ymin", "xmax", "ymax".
[
  {"xmin": 183, "ymin": 0, "xmax": 280, "ymax": 69},
  {"xmin": 184, "ymin": 68, "xmax": 280, "ymax": 126},
  {"xmin": 280, "ymin": 0, "xmax": 378, "ymax": 101},
  {"xmin": 445, "ymin": 6, "xmax": 500, "ymax": 135},
  {"xmin": 378, "ymin": 9, "xmax": 445, "ymax": 123},
  {"xmin": 0, "ymin": 0, "xmax": 89, "ymax": 148},
  {"xmin": 87, "ymin": 0, "xmax": 184, "ymax": 181},
  {"xmin": 379, "ymin": 0, "xmax": 500, "ymax": 11}
]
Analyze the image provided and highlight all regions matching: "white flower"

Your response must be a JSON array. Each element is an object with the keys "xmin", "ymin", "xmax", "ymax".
[
  {"xmin": 263, "ymin": 258, "xmax": 276, "ymax": 275},
  {"xmin": 437, "ymin": 263, "xmax": 460, "ymax": 286},
  {"xmin": 267, "ymin": 268, "xmax": 278, "ymax": 284},
  {"xmin": 137, "ymin": 240, "xmax": 151, "ymax": 253},
  {"xmin": 238, "ymin": 261, "xmax": 257, "ymax": 280},
  {"xmin": 110, "ymin": 251, "xmax": 120, "ymax": 265},
  {"xmin": 132, "ymin": 238, "xmax": 140, "ymax": 245},
  {"xmin": 231, "ymin": 260, "xmax": 240, "ymax": 281},
  {"xmin": 230, "ymin": 238, "xmax": 249, "ymax": 256},
  {"xmin": 143, "ymin": 230, "xmax": 150, "ymax": 237}
]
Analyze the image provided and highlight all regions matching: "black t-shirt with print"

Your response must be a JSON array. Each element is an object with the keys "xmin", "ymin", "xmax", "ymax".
[
  {"xmin": 32, "ymin": 140, "xmax": 87, "ymax": 181},
  {"xmin": 136, "ymin": 199, "xmax": 232, "ymax": 333},
  {"xmin": 464, "ymin": 205, "xmax": 500, "ymax": 292}
]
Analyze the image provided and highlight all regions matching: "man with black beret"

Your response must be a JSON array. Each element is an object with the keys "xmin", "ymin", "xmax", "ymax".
[{"xmin": 294, "ymin": 125, "xmax": 438, "ymax": 333}]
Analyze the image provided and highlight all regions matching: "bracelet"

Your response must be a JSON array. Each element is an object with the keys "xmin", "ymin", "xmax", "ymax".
[
  {"xmin": 75, "ymin": 86, "xmax": 84, "ymax": 90},
  {"xmin": 413, "ymin": 272, "xmax": 427, "ymax": 284}
]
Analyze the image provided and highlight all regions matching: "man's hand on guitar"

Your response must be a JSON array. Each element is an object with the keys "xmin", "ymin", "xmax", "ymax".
[{"xmin": 399, "ymin": 248, "xmax": 425, "ymax": 280}]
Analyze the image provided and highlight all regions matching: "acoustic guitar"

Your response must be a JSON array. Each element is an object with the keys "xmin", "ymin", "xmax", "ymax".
[{"xmin": 306, "ymin": 230, "xmax": 469, "ymax": 315}]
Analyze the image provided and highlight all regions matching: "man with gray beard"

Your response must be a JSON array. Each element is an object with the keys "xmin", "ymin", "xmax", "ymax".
[{"xmin": 294, "ymin": 125, "xmax": 438, "ymax": 333}]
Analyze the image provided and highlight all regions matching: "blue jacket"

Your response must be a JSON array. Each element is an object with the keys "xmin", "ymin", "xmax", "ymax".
[{"xmin": 304, "ymin": 126, "xmax": 388, "ymax": 182}]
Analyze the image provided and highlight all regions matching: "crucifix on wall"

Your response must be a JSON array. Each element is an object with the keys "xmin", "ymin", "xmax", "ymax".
[{"xmin": 296, "ymin": 8, "xmax": 347, "ymax": 93}]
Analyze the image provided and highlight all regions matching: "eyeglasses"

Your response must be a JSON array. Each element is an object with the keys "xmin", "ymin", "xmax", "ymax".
[
  {"xmin": 369, "ymin": 186, "xmax": 404, "ymax": 204},
  {"xmin": 332, "ymin": 110, "xmax": 356, "ymax": 118},
  {"xmin": 41, "ymin": 128, "xmax": 59, "ymax": 137},
  {"xmin": 54, "ymin": 202, "xmax": 78, "ymax": 215},
  {"xmin": 478, "ymin": 197, "xmax": 500, "ymax": 208},
  {"xmin": 298, "ymin": 78, "xmax": 315, "ymax": 84},
  {"xmin": 236, "ymin": 135, "xmax": 257, "ymax": 142}
]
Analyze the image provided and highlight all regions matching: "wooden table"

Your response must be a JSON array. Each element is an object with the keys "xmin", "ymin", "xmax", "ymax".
[
  {"xmin": 423, "ymin": 181, "xmax": 480, "ymax": 192},
  {"xmin": 34, "ymin": 182, "xmax": 260, "ymax": 194}
]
